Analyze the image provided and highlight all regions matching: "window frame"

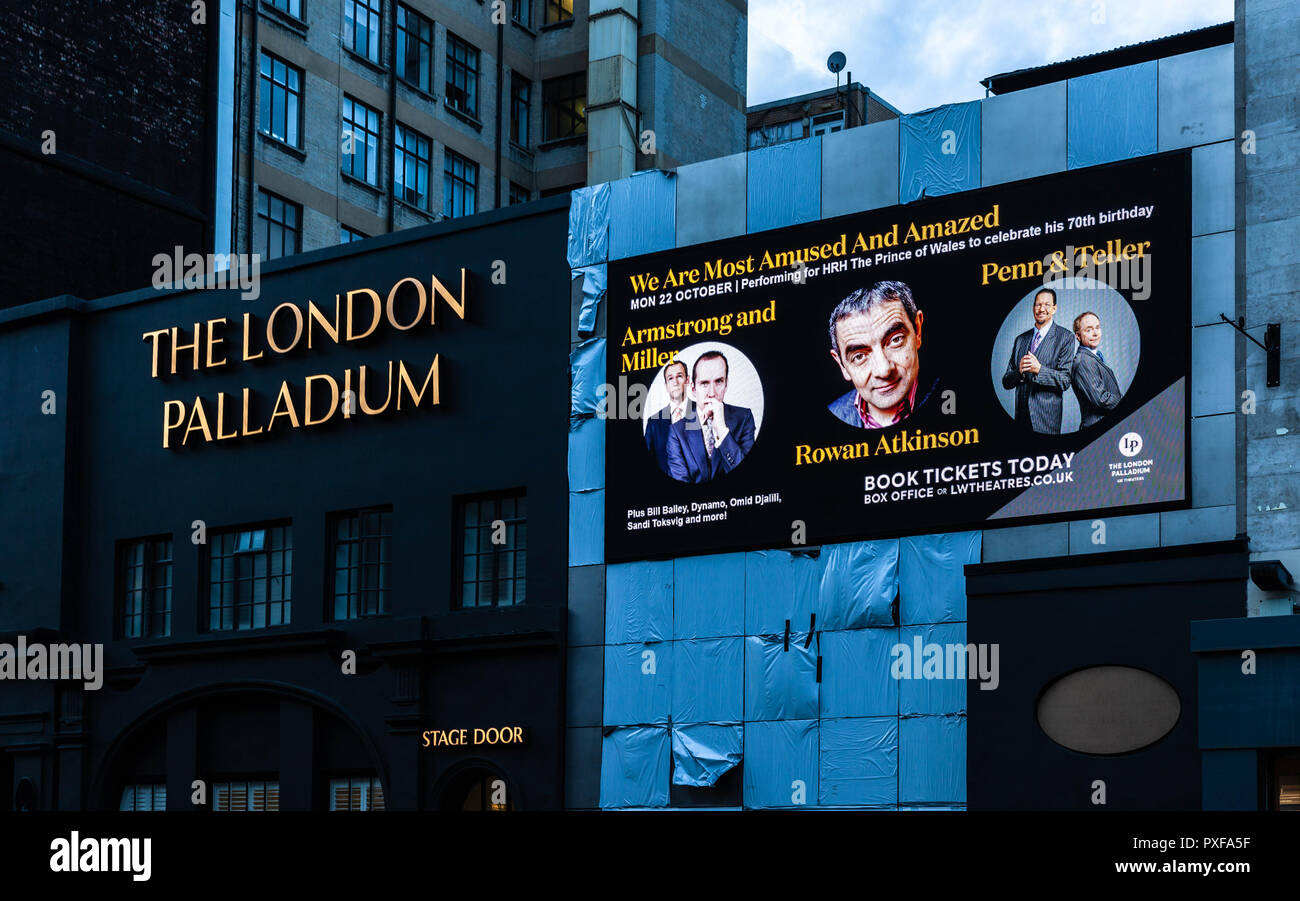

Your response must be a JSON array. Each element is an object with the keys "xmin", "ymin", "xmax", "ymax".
[
  {"xmin": 542, "ymin": 72, "xmax": 586, "ymax": 141},
  {"xmin": 341, "ymin": 94, "xmax": 382, "ymax": 186},
  {"xmin": 453, "ymin": 488, "xmax": 527, "ymax": 610},
  {"xmin": 510, "ymin": 72, "xmax": 531, "ymax": 148},
  {"xmin": 120, "ymin": 783, "xmax": 167, "ymax": 811},
  {"xmin": 265, "ymin": 0, "xmax": 303, "ymax": 20},
  {"xmin": 203, "ymin": 521, "xmax": 293, "ymax": 632},
  {"xmin": 343, "ymin": 0, "xmax": 383, "ymax": 64},
  {"xmin": 444, "ymin": 33, "xmax": 480, "ymax": 118},
  {"xmin": 117, "ymin": 535, "xmax": 174, "ymax": 640},
  {"xmin": 258, "ymin": 51, "xmax": 304, "ymax": 148},
  {"xmin": 328, "ymin": 506, "xmax": 393, "ymax": 620},
  {"xmin": 508, "ymin": 181, "xmax": 530, "ymax": 205},
  {"xmin": 393, "ymin": 123, "xmax": 433, "ymax": 211},
  {"xmin": 396, "ymin": 4, "xmax": 434, "ymax": 93},
  {"xmin": 212, "ymin": 780, "xmax": 281, "ymax": 812},
  {"xmin": 442, "ymin": 148, "xmax": 477, "ymax": 219},
  {"xmin": 340, "ymin": 224, "xmax": 368, "ymax": 243},
  {"xmin": 255, "ymin": 188, "xmax": 302, "ymax": 261},
  {"xmin": 328, "ymin": 775, "xmax": 386, "ymax": 811},
  {"xmin": 543, "ymin": 0, "xmax": 573, "ymax": 26}
]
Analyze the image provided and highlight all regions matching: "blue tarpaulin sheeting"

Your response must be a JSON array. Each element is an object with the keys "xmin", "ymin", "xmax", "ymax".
[
  {"xmin": 819, "ymin": 628, "xmax": 899, "ymax": 718},
  {"xmin": 568, "ymin": 489, "xmax": 603, "ymax": 566},
  {"xmin": 574, "ymin": 263, "xmax": 606, "ymax": 335},
  {"xmin": 567, "ymin": 182, "xmax": 610, "ymax": 269},
  {"xmin": 899, "ymin": 101, "xmax": 981, "ymax": 203},
  {"xmin": 745, "ymin": 550, "xmax": 823, "ymax": 635},
  {"xmin": 820, "ymin": 717, "xmax": 898, "ymax": 807},
  {"xmin": 671, "ymin": 723, "xmax": 743, "ymax": 787},
  {"xmin": 673, "ymin": 553, "xmax": 746, "ymax": 638},
  {"xmin": 900, "ymin": 714, "xmax": 966, "ymax": 805},
  {"xmin": 744, "ymin": 634, "xmax": 818, "ymax": 721},
  {"xmin": 898, "ymin": 622, "xmax": 968, "ymax": 716},
  {"xmin": 743, "ymin": 719, "xmax": 818, "ymax": 808},
  {"xmin": 899, "ymin": 531, "xmax": 979, "ymax": 625},
  {"xmin": 606, "ymin": 560, "xmax": 673, "ymax": 644},
  {"xmin": 567, "ymin": 414, "xmax": 604, "ymax": 492},
  {"xmin": 569, "ymin": 338, "xmax": 605, "ymax": 422},
  {"xmin": 600, "ymin": 725, "xmax": 669, "ymax": 808},
  {"xmin": 609, "ymin": 171, "xmax": 676, "ymax": 261},
  {"xmin": 817, "ymin": 539, "xmax": 899, "ymax": 630},
  {"xmin": 672, "ymin": 638, "xmax": 744, "ymax": 723},
  {"xmin": 1067, "ymin": 61, "xmax": 1157, "ymax": 169},
  {"xmin": 603, "ymin": 641, "xmax": 672, "ymax": 726},
  {"xmin": 747, "ymin": 138, "xmax": 821, "ymax": 233}
]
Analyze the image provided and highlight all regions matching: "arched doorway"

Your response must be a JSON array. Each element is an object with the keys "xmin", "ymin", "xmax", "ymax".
[{"xmin": 436, "ymin": 762, "xmax": 515, "ymax": 811}]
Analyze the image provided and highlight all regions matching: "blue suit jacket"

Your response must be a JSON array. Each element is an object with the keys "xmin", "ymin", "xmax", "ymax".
[
  {"xmin": 666, "ymin": 403, "xmax": 756, "ymax": 483},
  {"xmin": 644, "ymin": 402, "xmax": 691, "ymax": 475}
]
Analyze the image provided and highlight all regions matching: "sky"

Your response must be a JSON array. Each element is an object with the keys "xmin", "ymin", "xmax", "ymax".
[{"xmin": 747, "ymin": 0, "xmax": 1233, "ymax": 112}]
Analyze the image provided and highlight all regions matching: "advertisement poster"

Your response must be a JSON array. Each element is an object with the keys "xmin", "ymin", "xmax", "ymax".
[{"xmin": 605, "ymin": 153, "xmax": 1192, "ymax": 562}]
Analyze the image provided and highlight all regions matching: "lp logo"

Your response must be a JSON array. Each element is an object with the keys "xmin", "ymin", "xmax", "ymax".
[{"xmin": 1118, "ymin": 432, "xmax": 1143, "ymax": 457}]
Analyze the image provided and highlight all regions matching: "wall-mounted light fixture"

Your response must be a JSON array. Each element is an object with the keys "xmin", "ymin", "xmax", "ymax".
[{"xmin": 1219, "ymin": 314, "xmax": 1280, "ymax": 387}]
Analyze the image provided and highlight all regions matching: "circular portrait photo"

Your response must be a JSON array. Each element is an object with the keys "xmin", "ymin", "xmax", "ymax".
[
  {"xmin": 642, "ymin": 342, "xmax": 765, "ymax": 484},
  {"xmin": 825, "ymin": 279, "xmax": 940, "ymax": 430},
  {"xmin": 989, "ymin": 279, "xmax": 1140, "ymax": 435}
]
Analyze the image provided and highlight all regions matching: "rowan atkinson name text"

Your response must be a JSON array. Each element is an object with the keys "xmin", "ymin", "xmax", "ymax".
[{"xmin": 142, "ymin": 271, "xmax": 467, "ymax": 448}]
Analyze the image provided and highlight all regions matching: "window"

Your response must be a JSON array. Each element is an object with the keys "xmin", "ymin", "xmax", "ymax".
[
  {"xmin": 445, "ymin": 34, "xmax": 479, "ymax": 117},
  {"xmin": 344, "ymin": 0, "xmax": 382, "ymax": 63},
  {"xmin": 508, "ymin": 181, "xmax": 529, "ymax": 205},
  {"xmin": 455, "ymin": 491, "xmax": 525, "ymax": 608},
  {"xmin": 543, "ymin": 73, "xmax": 585, "ymax": 140},
  {"xmin": 266, "ymin": 0, "xmax": 302, "ymax": 18},
  {"xmin": 393, "ymin": 124, "xmax": 432, "ymax": 210},
  {"xmin": 510, "ymin": 73, "xmax": 530, "ymax": 147},
  {"xmin": 811, "ymin": 110, "xmax": 845, "ymax": 137},
  {"xmin": 330, "ymin": 777, "xmax": 386, "ymax": 811},
  {"xmin": 119, "ymin": 536, "xmax": 173, "ymax": 639},
  {"xmin": 443, "ymin": 149, "xmax": 477, "ymax": 218},
  {"xmin": 747, "ymin": 120, "xmax": 800, "ymax": 149},
  {"xmin": 511, "ymin": 0, "xmax": 529, "ymax": 27},
  {"xmin": 255, "ymin": 190, "xmax": 301, "ymax": 261},
  {"xmin": 259, "ymin": 52, "xmax": 303, "ymax": 147},
  {"xmin": 330, "ymin": 508, "xmax": 392, "ymax": 619},
  {"xmin": 396, "ymin": 5, "xmax": 433, "ymax": 93},
  {"xmin": 213, "ymin": 781, "xmax": 280, "ymax": 811},
  {"xmin": 207, "ymin": 524, "xmax": 292, "ymax": 631},
  {"xmin": 341, "ymin": 224, "xmax": 367, "ymax": 243},
  {"xmin": 120, "ymin": 784, "xmax": 166, "ymax": 811},
  {"xmin": 342, "ymin": 95, "xmax": 381, "ymax": 185},
  {"xmin": 544, "ymin": 0, "xmax": 573, "ymax": 25}
]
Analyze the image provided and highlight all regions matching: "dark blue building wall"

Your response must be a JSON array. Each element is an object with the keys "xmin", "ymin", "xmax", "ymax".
[
  {"xmin": 0, "ymin": 197, "xmax": 573, "ymax": 810},
  {"xmin": 967, "ymin": 540, "xmax": 1246, "ymax": 810}
]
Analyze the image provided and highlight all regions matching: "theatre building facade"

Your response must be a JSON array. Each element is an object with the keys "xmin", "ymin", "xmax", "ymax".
[{"xmin": 0, "ymin": 197, "xmax": 572, "ymax": 811}]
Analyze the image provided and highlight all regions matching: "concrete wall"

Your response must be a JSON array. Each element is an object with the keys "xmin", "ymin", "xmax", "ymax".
[{"xmin": 1239, "ymin": 0, "xmax": 1300, "ymax": 617}]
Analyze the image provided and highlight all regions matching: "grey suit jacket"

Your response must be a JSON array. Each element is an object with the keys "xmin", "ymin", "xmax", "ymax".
[
  {"xmin": 1001, "ymin": 322, "xmax": 1075, "ymax": 434},
  {"xmin": 1071, "ymin": 346, "xmax": 1121, "ymax": 428}
]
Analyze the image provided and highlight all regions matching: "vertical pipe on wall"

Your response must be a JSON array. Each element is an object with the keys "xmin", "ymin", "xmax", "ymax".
[{"xmin": 495, "ymin": 19, "xmax": 504, "ymax": 208}]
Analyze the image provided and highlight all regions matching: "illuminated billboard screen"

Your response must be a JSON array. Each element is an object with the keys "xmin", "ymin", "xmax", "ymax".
[{"xmin": 604, "ymin": 152, "xmax": 1191, "ymax": 562}]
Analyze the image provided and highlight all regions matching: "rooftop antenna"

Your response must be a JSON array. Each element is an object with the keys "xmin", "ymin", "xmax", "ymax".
[{"xmin": 827, "ymin": 52, "xmax": 850, "ymax": 127}]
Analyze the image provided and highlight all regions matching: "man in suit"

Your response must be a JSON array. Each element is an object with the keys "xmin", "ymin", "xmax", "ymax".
[
  {"xmin": 644, "ymin": 360, "xmax": 691, "ymax": 475},
  {"xmin": 1000, "ymin": 287, "xmax": 1075, "ymax": 434},
  {"xmin": 1070, "ymin": 311, "xmax": 1122, "ymax": 428},
  {"xmin": 666, "ymin": 350, "xmax": 756, "ymax": 483},
  {"xmin": 826, "ymin": 280, "xmax": 938, "ymax": 428}
]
